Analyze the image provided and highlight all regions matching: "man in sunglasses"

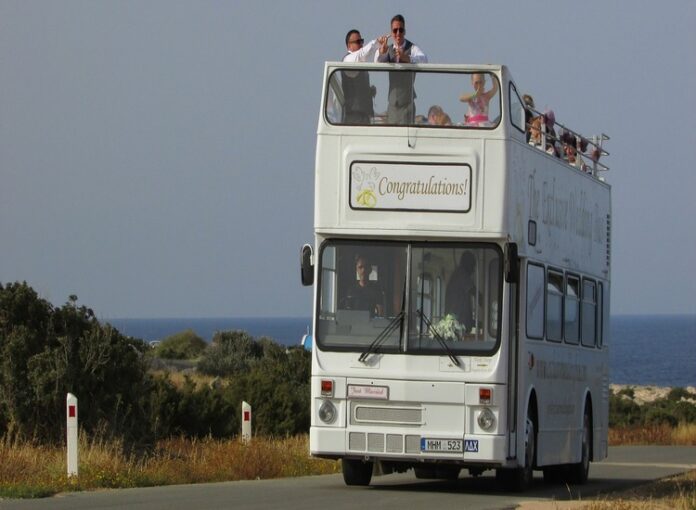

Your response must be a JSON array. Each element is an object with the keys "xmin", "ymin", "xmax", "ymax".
[
  {"xmin": 341, "ymin": 30, "xmax": 388, "ymax": 124},
  {"xmin": 376, "ymin": 14, "xmax": 428, "ymax": 124}
]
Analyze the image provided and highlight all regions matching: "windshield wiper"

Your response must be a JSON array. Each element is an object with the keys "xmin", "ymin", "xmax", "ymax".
[
  {"xmin": 416, "ymin": 309, "xmax": 461, "ymax": 367},
  {"xmin": 358, "ymin": 311, "xmax": 404, "ymax": 362}
]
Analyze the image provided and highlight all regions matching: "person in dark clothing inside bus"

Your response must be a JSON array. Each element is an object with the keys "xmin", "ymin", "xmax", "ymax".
[
  {"xmin": 445, "ymin": 252, "xmax": 477, "ymax": 333},
  {"xmin": 344, "ymin": 254, "xmax": 385, "ymax": 317}
]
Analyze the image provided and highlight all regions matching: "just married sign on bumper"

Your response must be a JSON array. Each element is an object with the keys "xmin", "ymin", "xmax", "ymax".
[{"xmin": 350, "ymin": 161, "xmax": 472, "ymax": 212}]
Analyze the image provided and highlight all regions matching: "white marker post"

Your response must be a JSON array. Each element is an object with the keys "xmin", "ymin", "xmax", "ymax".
[
  {"xmin": 241, "ymin": 401, "xmax": 252, "ymax": 443},
  {"xmin": 66, "ymin": 393, "xmax": 78, "ymax": 477}
]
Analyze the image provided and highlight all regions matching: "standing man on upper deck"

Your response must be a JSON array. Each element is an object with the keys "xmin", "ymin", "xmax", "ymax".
[
  {"xmin": 376, "ymin": 14, "xmax": 428, "ymax": 124},
  {"xmin": 341, "ymin": 30, "xmax": 388, "ymax": 124}
]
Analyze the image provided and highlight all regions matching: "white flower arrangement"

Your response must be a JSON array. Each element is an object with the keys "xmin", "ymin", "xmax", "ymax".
[{"xmin": 432, "ymin": 314, "xmax": 464, "ymax": 341}]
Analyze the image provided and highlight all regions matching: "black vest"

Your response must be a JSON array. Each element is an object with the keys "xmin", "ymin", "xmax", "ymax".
[{"xmin": 341, "ymin": 64, "xmax": 374, "ymax": 120}]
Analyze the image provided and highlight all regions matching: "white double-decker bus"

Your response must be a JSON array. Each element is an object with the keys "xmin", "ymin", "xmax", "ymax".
[{"xmin": 300, "ymin": 62, "xmax": 611, "ymax": 490}]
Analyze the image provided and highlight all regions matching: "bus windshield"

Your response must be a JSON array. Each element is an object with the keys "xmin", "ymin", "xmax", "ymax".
[
  {"xmin": 326, "ymin": 68, "xmax": 501, "ymax": 128},
  {"xmin": 317, "ymin": 241, "xmax": 502, "ymax": 355}
]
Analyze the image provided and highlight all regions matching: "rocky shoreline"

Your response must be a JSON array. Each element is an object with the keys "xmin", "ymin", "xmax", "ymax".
[{"xmin": 610, "ymin": 384, "xmax": 696, "ymax": 405}]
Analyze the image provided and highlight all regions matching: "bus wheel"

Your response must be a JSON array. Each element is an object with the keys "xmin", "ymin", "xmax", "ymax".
[
  {"xmin": 496, "ymin": 417, "xmax": 535, "ymax": 491},
  {"xmin": 342, "ymin": 459, "xmax": 373, "ymax": 486},
  {"xmin": 542, "ymin": 466, "xmax": 564, "ymax": 484},
  {"xmin": 567, "ymin": 406, "xmax": 591, "ymax": 484}
]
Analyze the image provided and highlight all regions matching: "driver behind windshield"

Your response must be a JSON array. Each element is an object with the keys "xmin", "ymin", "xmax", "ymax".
[{"xmin": 345, "ymin": 254, "xmax": 385, "ymax": 317}]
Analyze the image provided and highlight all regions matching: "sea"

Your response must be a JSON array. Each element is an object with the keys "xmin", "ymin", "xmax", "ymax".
[{"xmin": 106, "ymin": 314, "xmax": 695, "ymax": 388}]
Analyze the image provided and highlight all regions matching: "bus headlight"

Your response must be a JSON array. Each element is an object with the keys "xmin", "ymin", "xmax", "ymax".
[
  {"xmin": 477, "ymin": 408, "xmax": 496, "ymax": 431},
  {"xmin": 318, "ymin": 400, "xmax": 337, "ymax": 424}
]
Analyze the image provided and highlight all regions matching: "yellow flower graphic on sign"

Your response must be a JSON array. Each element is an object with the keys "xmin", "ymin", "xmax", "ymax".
[
  {"xmin": 352, "ymin": 166, "xmax": 380, "ymax": 209},
  {"xmin": 356, "ymin": 188, "xmax": 376, "ymax": 208}
]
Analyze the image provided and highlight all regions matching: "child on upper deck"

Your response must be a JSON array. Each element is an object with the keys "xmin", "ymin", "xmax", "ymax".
[
  {"xmin": 459, "ymin": 73, "xmax": 498, "ymax": 126},
  {"xmin": 529, "ymin": 114, "xmax": 559, "ymax": 156}
]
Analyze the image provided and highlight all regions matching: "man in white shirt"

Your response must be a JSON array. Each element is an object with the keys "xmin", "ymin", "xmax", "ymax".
[
  {"xmin": 376, "ymin": 15, "xmax": 428, "ymax": 124},
  {"xmin": 341, "ymin": 30, "xmax": 387, "ymax": 124}
]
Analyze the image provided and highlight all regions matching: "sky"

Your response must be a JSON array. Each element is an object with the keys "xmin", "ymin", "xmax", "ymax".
[{"xmin": 1, "ymin": 0, "xmax": 695, "ymax": 319}]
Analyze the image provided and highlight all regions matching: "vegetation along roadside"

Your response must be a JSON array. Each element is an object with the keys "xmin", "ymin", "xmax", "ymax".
[{"xmin": 0, "ymin": 282, "xmax": 694, "ymax": 503}]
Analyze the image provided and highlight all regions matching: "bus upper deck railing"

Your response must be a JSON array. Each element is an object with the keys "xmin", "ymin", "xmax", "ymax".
[
  {"xmin": 323, "ymin": 62, "xmax": 610, "ymax": 179},
  {"xmin": 526, "ymin": 106, "xmax": 610, "ymax": 178}
]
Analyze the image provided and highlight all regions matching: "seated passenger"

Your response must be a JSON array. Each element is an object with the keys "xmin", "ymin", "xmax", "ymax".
[
  {"xmin": 437, "ymin": 113, "xmax": 452, "ymax": 126},
  {"xmin": 459, "ymin": 73, "xmax": 498, "ymax": 126},
  {"xmin": 427, "ymin": 105, "xmax": 444, "ymax": 125},
  {"xmin": 427, "ymin": 105, "xmax": 452, "ymax": 126},
  {"xmin": 563, "ymin": 139, "xmax": 588, "ymax": 172}
]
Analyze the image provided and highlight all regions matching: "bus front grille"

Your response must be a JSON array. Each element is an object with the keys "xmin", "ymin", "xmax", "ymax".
[
  {"xmin": 350, "ymin": 402, "xmax": 423, "ymax": 425},
  {"xmin": 347, "ymin": 432, "xmax": 419, "ymax": 454}
]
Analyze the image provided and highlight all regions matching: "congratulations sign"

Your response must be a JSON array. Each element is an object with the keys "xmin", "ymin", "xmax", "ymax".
[{"xmin": 350, "ymin": 161, "xmax": 471, "ymax": 212}]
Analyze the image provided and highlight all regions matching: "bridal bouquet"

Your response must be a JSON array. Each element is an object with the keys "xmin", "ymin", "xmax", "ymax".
[{"xmin": 432, "ymin": 314, "xmax": 464, "ymax": 341}]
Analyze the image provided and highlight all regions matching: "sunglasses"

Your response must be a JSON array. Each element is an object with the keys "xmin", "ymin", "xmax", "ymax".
[
  {"xmin": 392, "ymin": 27, "xmax": 405, "ymax": 34},
  {"xmin": 349, "ymin": 38, "xmax": 364, "ymax": 44}
]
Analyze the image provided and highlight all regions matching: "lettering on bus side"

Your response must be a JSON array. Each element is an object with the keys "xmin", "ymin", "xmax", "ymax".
[
  {"xmin": 527, "ymin": 173, "xmax": 606, "ymax": 251},
  {"xmin": 535, "ymin": 359, "xmax": 587, "ymax": 381}
]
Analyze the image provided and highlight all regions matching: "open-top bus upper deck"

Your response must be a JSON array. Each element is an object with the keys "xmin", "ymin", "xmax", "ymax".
[{"xmin": 315, "ymin": 62, "xmax": 610, "ymax": 278}]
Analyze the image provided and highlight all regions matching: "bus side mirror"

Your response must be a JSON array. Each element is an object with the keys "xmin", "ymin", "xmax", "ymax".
[
  {"xmin": 505, "ymin": 243, "xmax": 519, "ymax": 283},
  {"xmin": 300, "ymin": 244, "xmax": 314, "ymax": 286}
]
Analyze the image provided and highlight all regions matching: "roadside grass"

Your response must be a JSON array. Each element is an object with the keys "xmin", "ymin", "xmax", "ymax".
[
  {"xmin": 581, "ymin": 469, "xmax": 696, "ymax": 510},
  {"xmin": 609, "ymin": 423, "xmax": 696, "ymax": 446},
  {"xmin": 1, "ymin": 424, "xmax": 694, "ymax": 500},
  {"xmin": 0, "ymin": 434, "xmax": 339, "ymax": 499}
]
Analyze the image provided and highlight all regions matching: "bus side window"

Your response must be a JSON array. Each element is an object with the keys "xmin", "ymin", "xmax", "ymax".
[
  {"xmin": 581, "ymin": 279, "xmax": 597, "ymax": 347},
  {"xmin": 564, "ymin": 275, "xmax": 580, "ymax": 344},
  {"xmin": 546, "ymin": 270, "xmax": 564, "ymax": 342},
  {"xmin": 597, "ymin": 282, "xmax": 604, "ymax": 347},
  {"xmin": 526, "ymin": 262, "xmax": 545, "ymax": 340}
]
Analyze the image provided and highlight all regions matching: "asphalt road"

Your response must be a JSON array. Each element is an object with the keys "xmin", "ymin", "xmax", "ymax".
[{"xmin": 1, "ymin": 446, "xmax": 694, "ymax": 510}]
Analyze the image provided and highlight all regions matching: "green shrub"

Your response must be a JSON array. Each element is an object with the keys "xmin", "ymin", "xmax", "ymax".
[
  {"xmin": 222, "ymin": 347, "xmax": 311, "ymax": 436},
  {"xmin": 609, "ymin": 393, "xmax": 642, "ymax": 427},
  {"xmin": 197, "ymin": 330, "xmax": 263, "ymax": 377},
  {"xmin": 153, "ymin": 329, "xmax": 207, "ymax": 360},
  {"xmin": 667, "ymin": 387, "xmax": 696, "ymax": 402},
  {"xmin": 0, "ymin": 283, "xmax": 152, "ymax": 444},
  {"xmin": 670, "ymin": 400, "xmax": 696, "ymax": 423},
  {"xmin": 644, "ymin": 408, "xmax": 678, "ymax": 427},
  {"xmin": 617, "ymin": 387, "xmax": 635, "ymax": 399}
]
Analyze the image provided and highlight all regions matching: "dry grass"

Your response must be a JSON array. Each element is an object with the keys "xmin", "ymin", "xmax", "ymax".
[
  {"xmin": 580, "ymin": 470, "xmax": 696, "ymax": 510},
  {"xmin": 609, "ymin": 423, "xmax": 696, "ymax": 446},
  {"xmin": 2, "ymin": 423, "xmax": 695, "ymax": 500},
  {"xmin": 0, "ymin": 434, "xmax": 338, "ymax": 498},
  {"xmin": 149, "ymin": 369, "xmax": 218, "ymax": 389}
]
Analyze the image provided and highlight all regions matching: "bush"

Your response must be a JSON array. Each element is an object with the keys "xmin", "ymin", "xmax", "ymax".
[
  {"xmin": 644, "ymin": 408, "xmax": 678, "ymax": 427},
  {"xmin": 0, "ymin": 282, "xmax": 152, "ymax": 444},
  {"xmin": 222, "ymin": 347, "xmax": 311, "ymax": 436},
  {"xmin": 609, "ymin": 393, "xmax": 642, "ymax": 427},
  {"xmin": 197, "ymin": 330, "xmax": 263, "ymax": 377},
  {"xmin": 153, "ymin": 329, "xmax": 207, "ymax": 360},
  {"xmin": 667, "ymin": 387, "xmax": 696, "ymax": 402}
]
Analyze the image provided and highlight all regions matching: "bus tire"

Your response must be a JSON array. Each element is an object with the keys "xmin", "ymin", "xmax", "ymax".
[
  {"xmin": 496, "ymin": 416, "xmax": 535, "ymax": 491},
  {"xmin": 542, "ymin": 466, "xmax": 564, "ymax": 484},
  {"xmin": 342, "ymin": 459, "xmax": 373, "ymax": 486},
  {"xmin": 567, "ymin": 405, "xmax": 591, "ymax": 484}
]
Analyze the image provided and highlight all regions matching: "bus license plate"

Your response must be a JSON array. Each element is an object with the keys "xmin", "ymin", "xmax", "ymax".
[{"xmin": 420, "ymin": 438, "xmax": 463, "ymax": 453}]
